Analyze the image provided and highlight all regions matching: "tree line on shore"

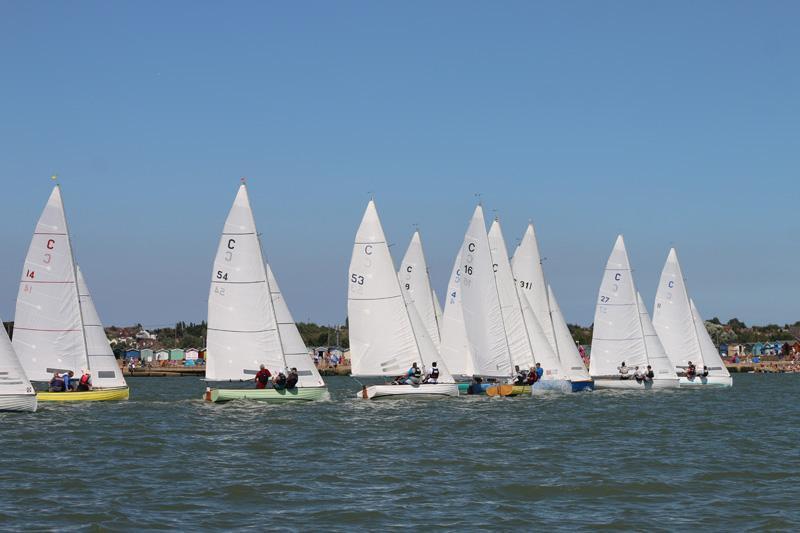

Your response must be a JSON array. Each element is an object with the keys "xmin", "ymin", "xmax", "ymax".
[{"xmin": 4, "ymin": 317, "xmax": 799, "ymax": 352}]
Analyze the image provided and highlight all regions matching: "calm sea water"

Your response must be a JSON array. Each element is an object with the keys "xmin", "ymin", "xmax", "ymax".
[{"xmin": 1, "ymin": 374, "xmax": 798, "ymax": 531}]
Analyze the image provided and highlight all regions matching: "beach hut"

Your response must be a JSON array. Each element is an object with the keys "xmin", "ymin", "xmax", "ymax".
[
  {"xmin": 727, "ymin": 344, "xmax": 742, "ymax": 358},
  {"xmin": 169, "ymin": 348, "xmax": 185, "ymax": 361},
  {"xmin": 719, "ymin": 343, "xmax": 729, "ymax": 358},
  {"xmin": 155, "ymin": 349, "xmax": 170, "ymax": 361},
  {"xmin": 752, "ymin": 342, "xmax": 764, "ymax": 356},
  {"xmin": 199, "ymin": 348, "xmax": 206, "ymax": 359},
  {"xmin": 140, "ymin": 348, "xmax": 154, "ymax": 362},
  {"xmin": 124, "ymin": 349, "xmax": 141, "ymax": 360},
  {"xmin": 185, "ymin": 348, "xmax": 199, "ymax": 361}
]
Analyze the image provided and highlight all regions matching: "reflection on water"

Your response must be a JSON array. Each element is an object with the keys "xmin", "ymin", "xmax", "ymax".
[{"xmin": 0, "ymin": 374, "xmax": 798, "ymax": 529}]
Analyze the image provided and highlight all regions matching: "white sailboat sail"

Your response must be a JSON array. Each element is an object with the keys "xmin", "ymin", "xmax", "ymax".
[
  {"xmin": 438, "ymin": 251, "xmax": 474, "ymax": 377},
  {"xmin": 432, "ymin": 288, "xmax": 443, "ymax": 333},
  {"xmin": 636, "ymin": 292, "xmax": 675, "ymax": 376},
  {"xmin": 14, "ymin": 185, "xmax": 88, "ymax": 381},
  {"xmin": 511, "ymin": 223, "xmax": 557, "ymax": 353},
  {"xmin": 519, "ymin": 296, "xmax": 562, "ymax": 377},
  {"xmin": 206, "ymin": 184, "xmax": 284, "ymax": 380},
  {"xmin": 348, "ymin": 201, "xmax": 453, "ymax": 381},
  {"xmin": 266, "ymin": 263, "xmax": 325, "ymax": 387},
  {"xmin": 487, "ymin": 220, "xmax": 535, "ymax": 370},
  {"xmin": 76, "ymin": 266, "xmax": 127, "ymax": 388},
  {"xmin": 457, "ymin": 206, "xmax": 512, "ymax": 378},
  {"xmin": 690, "ymin": 299, "xmax": 731, "ymax": 379},
  {"xmin": 652, "ymin": 248, "xmax": 700, "ymax": 371},
  {"xmin": 397, "ymin": 231, "xmax": 441, "ymax": 350},
  {"xmin": 547, "ymin": 285, "xmax": 592, "ymax": 381},
  {"xmin": 0, "ymin": 320, "xmax": 35, "ymax": 396},
  {"xmin": 590, "ymin": 235, "xmax": 649, "ymax": 376}
]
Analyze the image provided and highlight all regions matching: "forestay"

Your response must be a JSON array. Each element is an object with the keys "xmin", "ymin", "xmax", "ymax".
[
  {"xmin": 77, "ymin": 266, "xmax": 127, "ymax": 388},
  {"xmin": 206, "ymin": 184, "xmax": 284, "ymax": 380},
  {"xmin": 14, "ymin": 185, "xmax": 88, "ymax": 381},
  {"xmin": 457, "ymin": 206, "xmax": 512, "ymax": 378},
  {"xmin": 397, "ymin": 231, "xmax": 441, "ymax": 350},
  {"xmin": 266, "ymin": 263, "xmax": 325, "ymax": 387},
  {"xmin": 0, "ymin": 317, "xmax": 34, "ymax": 396},
  {"xmin": 348, "ymin": 201, "xmax": 452, "ymax": 379},
  {"xmin": 590, "ymin": 235, "xmax": 648, "ymax": 376},
  {"xmin": 487, "ymin": 220, "xmax": 534, "ymax": 370},
  {"xmin": 548, "ymin": 285, "xmax": 592, "ymax": 381}
]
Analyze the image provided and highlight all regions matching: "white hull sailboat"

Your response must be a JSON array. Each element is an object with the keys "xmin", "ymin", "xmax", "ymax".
[
  {"xmin": 348, "ymin": 200, "xmax": 458, "ymax": 400},
  {"xmin": 653, "ymin": 249, "xmax": 732, "ymax": 388},
  {"xmin": 511, "ymin": 223, "xmax": 594, "ymax": 392},
  {"xmin": 589, "ymin": 236, "xmax": 679, "ymax": 389},
  {"xmin": 14, "ymin": 184, "xmax": 129, "ymax": 401},
  {"xmin": 204, "ymin": 182, "xmax": 326, "ymax": 402},
  {"xmin": 0, "ymin": 320, "xmax": 37, "ymax": 412}
]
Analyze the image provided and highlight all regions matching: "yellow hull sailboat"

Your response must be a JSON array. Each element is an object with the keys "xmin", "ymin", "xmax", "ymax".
[
  {"xmin": 37, "ymin": 387, "xmax": 130, "ymax": 402},
  {"xmin": 13, "ymin": 183, "xmax": 130, "ymax": 402}
]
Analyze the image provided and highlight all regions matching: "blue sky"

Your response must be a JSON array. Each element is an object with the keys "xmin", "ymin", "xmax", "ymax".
[{"xmin": 1, "ymin": 1, "xmax": 798, "ymax": 328}]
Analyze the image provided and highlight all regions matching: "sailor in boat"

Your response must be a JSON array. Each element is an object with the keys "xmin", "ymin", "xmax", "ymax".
[
  {"xmin": 685, "ymin": 361, "xmax": 697, "ymax": 380},
  {"xmin": 526, "ymin": 366, "xmax": 539, "ymax": 385},
  {"xmin": 513, "ymin": 365, "xmax": 528, "ymax": 385},
  {"xmin": 62, "ymin": 371, "xmax": 76, "ymax": 391},
  {"xmin": 466, "ymin": 376, "xmax": 484, "ymax": 395},
  {"xmin": 644, "ymin": 365, "xmax": 654, "ymax": 384},
  {"xmin": 49, "ymin": 372, "xmax": 66, "ymax": 392},
  {"xmin": 273, "ymin": 371, "xmax": 288, "ymax": 390},
  {"xmin": 618, "ymin": 361, "xmax": 631, "ymax": 380},
  {"xmin": 701, "ymin": 365, "xmax": 710, "ymax": 378},
  {"xmin": 285, "ymin": 368, "xmax": 299, "ymax": 389},
  {"xmin": 534, "ymin": 362, "xmax": 544, "ymax": 382},
  {"xmin": 423, "ymin": 362, "xmax": 440, "ymax": 384},
  {"xmin": 393, "ymin": 362, "xmax": 422, "ymax": 385},
  {"xmin": 633, "ymin": 366, "xmax": 645, "ymax": 383},
  {"xmin": 76, "ymin": 370, "xmax": 92, "ymax": 391},
  {"xmin": 254, "ymin": 364, "xmax": 272, "ymax": 389}
]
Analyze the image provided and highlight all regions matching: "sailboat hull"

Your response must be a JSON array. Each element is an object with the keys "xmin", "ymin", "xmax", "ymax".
[
  {"xmin": 592, "ymin": 377, "xmax": 679, "ymax": 390},
  {"xmin": 356, "ymin": 383, "xmax": 459, "ymax": 400},
  {"xmin": 205, "ymin": 386, "xmax": 328, "ymax": 403},
  {"xmin": 37, "ymin": 387, "xmax": 130, "ymax": 402},
  {"xmin": 568, "ymin": 379, "xmax": 595, "ymax": 392},
  {"xmin": 679, "ymin": 375, "xmax": 732, "ymax": 387},
  {"xmin": 0, "ymin": 394, "xmax": 38, "ymax": 412}
]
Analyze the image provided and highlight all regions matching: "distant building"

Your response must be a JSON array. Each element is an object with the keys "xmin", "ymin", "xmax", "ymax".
[
  {"xmin": 155, "ymin": 349, "xmax": 170, "ymax": 361},
  {"xmin": 185, "ymin": 348, "xmax": 199, "ymax": 361}
]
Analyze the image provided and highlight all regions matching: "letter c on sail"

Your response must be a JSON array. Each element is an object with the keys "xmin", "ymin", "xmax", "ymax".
[
  {"xmin": 468, "ymin": 242, "xmax": 476, "ymax": 252},
  {"xmin": 364, "ymin": 244, "xmax": 373, "ymax": 255},
  {"xmin": 614, "ymin": 273, "xmax": 621, "ymax": 281},
  {"xmin": 406, "ymin": 265, "xmax": 412, "ymax": 272},
  {"xmin": 668, "ymin": 281, "xmax": 674, "ymax": 288},
  {"xmin": 46, "ymin": 239, "xmax": 55, "ymax": 250},
  {"xmin": 227, "ymin": 239, "xmax": 236, "ymax": 250}
]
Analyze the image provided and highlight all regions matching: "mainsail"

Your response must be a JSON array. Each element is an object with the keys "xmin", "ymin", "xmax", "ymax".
[
  {"xmin": 443, "ymin": 206, "xmax": 512, "ymax": 378},
  {"xmin": 206, "ymin": 184, "xmax": 284, "ymax": 380},
  {"xmin": 398, "ymin": 231, "xmax": 441, "ymax": 350},
  {"xmin": 348, "ymin": 200, "xmax": 452, "ymax": 381},
  {"xmin": 487, "ymin": 219, "xmax": 534, "ymax": 370},
  {"xmin": 589, "ymin": 235, "xmax": 649, "ymax": 376},
  {"xmin": 14, "ymin": 186, "xmax": 87, "ymax": 380},
  {"xmin": 14, "ymin": 185, "xmax": 126, "ymax": 388}
]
